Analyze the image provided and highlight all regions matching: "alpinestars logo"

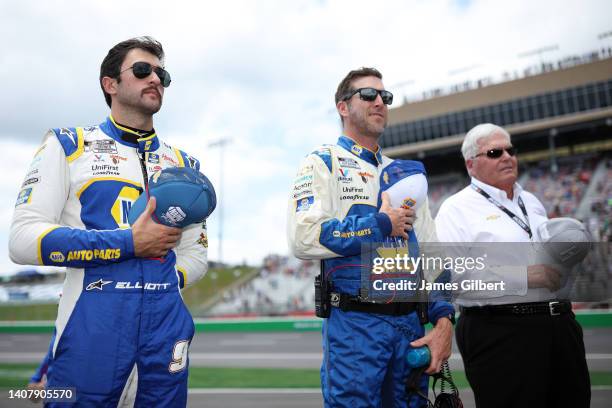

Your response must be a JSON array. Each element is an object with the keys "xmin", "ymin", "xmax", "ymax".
[{"xmin": 86, "ymin": 279, "xmax": 113, "ymax": 291}]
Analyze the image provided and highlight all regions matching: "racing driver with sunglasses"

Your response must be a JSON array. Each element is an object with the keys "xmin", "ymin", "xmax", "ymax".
[
  {"xmin": 9, "ymin": 37, "xmax": 207, "ymax": 407},
  {"xmin": 287, "ymin": 67, "xmax": 454, "ymax": 407}
]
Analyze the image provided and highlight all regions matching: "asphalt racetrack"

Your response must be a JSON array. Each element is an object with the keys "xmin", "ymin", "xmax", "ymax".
[{"xmin": 1, "ymin": 328, "xmax": 611, "ymax": 407}]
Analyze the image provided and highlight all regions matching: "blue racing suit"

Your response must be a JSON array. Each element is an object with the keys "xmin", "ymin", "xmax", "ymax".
[
  {"xmin": 10, "ymin": 116, "xmax": 208, "ymax": 407},
  {"xmin": 30, "ymin": 333, "xmax": 54, "ymax": 384},
  {"xmin": 287, "ymin": 135, "xmax": 454, "ymax": 407}
]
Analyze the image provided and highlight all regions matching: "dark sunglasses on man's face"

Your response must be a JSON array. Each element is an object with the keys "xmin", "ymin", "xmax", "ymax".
[
  {"xmin": 343, "ymin": 88, "xmax": 393, "ymax": 105},
  {"xmin": 121, "ymin": 61, "xmax": 171, "ymax": 88},
  {"xmin": 474, "ymin": 146, "xmax": 517, "ymax": 159}
]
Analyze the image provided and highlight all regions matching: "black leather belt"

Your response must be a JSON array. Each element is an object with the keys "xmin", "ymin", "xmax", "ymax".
[
  {"xmin": 329, "ymin": 292, "xmax": 418, "ymax": 316},
  {"xmin": 461, "ymin": 301, "xmax": 572, "ymax": 317}
]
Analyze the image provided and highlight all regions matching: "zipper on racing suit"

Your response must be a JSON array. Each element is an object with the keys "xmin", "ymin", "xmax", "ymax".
[{"xmin": 138, "ymin": 152, "xmax": 149, "ymax": 190}]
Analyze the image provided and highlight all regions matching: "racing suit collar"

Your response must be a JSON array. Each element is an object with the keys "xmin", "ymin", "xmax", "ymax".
[
  {"xmin": 101, "ymin": 116, "xmax": 160, "ymax": 153},
  {"xmin": 338, "ymin": 135, "xmax": 383, "ymax": 167}
]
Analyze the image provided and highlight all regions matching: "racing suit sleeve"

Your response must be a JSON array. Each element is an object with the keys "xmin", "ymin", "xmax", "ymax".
[
  {"xmin": 9, "ymin": 133, "xmax": 135, "ymax": 267},
  {"xmin": 413, "ymin": 200, "xmax": 455, "ymax": 323},
  {"xmin": 287, "ymin": 152, "xmax": 392, "ymax": 260},
  {"xmin": 174, "ymin": 221, "xmax": 208, "ymax": 289}
]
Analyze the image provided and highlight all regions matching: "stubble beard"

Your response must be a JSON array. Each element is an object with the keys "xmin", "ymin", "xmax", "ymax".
[
  {"xmin": 126, "ymin": 95, "xmax": 162, "ymax": 117},
  {"xmin": 350, "ymin": 108, "xmax": 386, "ymax": 139}
]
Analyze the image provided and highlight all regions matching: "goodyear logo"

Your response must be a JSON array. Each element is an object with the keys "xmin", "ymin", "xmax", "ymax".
[
  {"xmin": 332, "ymin": 228, "xmax": 372, "ymax": 238},
  {"xmin": 49, "ymin": 251, "xmax": 65, "ymax": 263},
  {"xmin": 67, "ymin": 249, "xmax": 121, "ymax": 262}
]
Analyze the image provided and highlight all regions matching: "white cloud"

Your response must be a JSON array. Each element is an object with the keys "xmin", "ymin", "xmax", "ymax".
[{"xmin": 0, "ymin": 0, "xmax": 610, "ymax": 273}]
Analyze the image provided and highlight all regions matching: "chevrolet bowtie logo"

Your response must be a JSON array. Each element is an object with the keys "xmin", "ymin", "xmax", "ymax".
[
  {"xmin": 383, "ymin": 171, "xmax": 389, "ymax": 185},
  {"xmin": 86, "ymin": 279, "xmax": 113, "ymax": 291}
]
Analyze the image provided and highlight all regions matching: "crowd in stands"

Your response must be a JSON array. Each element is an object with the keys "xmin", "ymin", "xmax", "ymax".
[
  {"xmin": 587, "ymin": 157, "xmax": 612, "ymax": 243},
  {"xmin": 209, "ymin": 254, "xmax": 317, "ymax": 316},
  {"xmin": 521, "ymin": 155, "xmax": 597, "ymax": 218},
  {"xmin": 427, "ymin": 176, "xmax": 467, "ymax": 217}
]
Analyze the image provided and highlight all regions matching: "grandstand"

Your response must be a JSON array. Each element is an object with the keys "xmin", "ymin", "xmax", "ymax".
[
  {"xmin": 208, "ymin": 255, "xmax": 317, "ymax": 316},
  {"xmin": 384, "ymin": 49, "xmax": 611, "ymax": 217}
]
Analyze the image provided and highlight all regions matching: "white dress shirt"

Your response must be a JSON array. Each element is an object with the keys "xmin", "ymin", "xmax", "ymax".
[{"xmin": 435, "ymin": 177, "xmax": 554, "ymax": 306}]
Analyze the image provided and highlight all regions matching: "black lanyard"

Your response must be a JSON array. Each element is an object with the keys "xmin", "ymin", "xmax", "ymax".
[{"xmin": 471, "ymin": 184, "xmax": 532, "ymax": 239}]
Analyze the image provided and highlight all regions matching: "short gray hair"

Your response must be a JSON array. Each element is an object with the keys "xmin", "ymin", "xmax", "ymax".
[{"xmin": 461, "ymin": 123, "xmax": 511, "ymax": 160}]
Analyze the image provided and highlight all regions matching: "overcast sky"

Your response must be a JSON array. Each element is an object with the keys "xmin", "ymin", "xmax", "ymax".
[{"xmin": 1, "ymin": 0, "xmax": 610, "ymax": 274}]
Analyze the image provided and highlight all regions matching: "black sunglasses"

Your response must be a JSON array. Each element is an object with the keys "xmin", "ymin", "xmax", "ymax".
[
  {"xmin": 120, "ymin": 61, "xmax": 171, "ymax": 88},
  {"xmin": 343, "ymin": 88, "xmax": 393, "ymax": 105},
  {"xmin": 474, "ymin": 146, "xmax": 517, "ymax": 159}
]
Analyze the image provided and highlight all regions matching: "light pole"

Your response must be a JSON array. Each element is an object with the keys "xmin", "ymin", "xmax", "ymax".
[{"xmin": 208, "ymin": 138, "xmax": 231, "ymax": 266}]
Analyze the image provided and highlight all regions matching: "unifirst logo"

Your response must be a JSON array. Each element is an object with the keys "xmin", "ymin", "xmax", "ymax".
[{"xmin": 67, "ymin": 249, "xmax": 121, "ymax": 262}]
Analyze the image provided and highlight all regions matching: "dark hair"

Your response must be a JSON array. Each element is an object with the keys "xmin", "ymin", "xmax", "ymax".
[
  {"xmin": 334, "ymin": 67, "xmax": 383, "ymax": 124},
  {"xmin": 99, "ymin": 36, "xmax": 165, "ymax": 107}
]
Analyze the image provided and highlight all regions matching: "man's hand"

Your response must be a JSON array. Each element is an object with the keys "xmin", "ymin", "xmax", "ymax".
[
  {"xmin": 379, "ymin": 192, "xmax": 415, "ymax": 239},
  {"xmin": 410, "ymin": 317, "xmax": 452, "ymax": 374},
  {"xmin": 27, "ymin": 380, "xmax": 45, "ymax": 402},
  {"xmin": 528, "ymin": 264, "xmax": 561, "ymax": 292},
  {"xmin": 132, "ymin": 197, "xmax": 182, "ymax": 258}
]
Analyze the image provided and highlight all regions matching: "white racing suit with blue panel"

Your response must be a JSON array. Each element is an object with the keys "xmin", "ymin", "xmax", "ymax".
[
  {"xmin": 287, "ymin": 135, "xmax": 454, "ymax": 407},
  {"xmin": 9, "ymin": 116, "xmax": 208, "ymax": 407}
]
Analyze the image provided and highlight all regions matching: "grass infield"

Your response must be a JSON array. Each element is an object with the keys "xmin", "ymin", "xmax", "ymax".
[{"xmin": 0, "ymin": 365, "xmax": 611, "ymax": 389}]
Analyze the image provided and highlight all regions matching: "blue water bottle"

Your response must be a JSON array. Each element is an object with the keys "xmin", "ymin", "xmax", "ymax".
[{"xmin": 406, "ymin": 346, "xmax": 431, "ymax": 368}]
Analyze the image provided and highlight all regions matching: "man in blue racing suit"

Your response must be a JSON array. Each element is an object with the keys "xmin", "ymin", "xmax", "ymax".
[
  {"xmin": 9, "ymin": 37, "xmax": 208, "ymax": 407},
  {"xmin": 287, "ymin": 67, "xmax": 454, "ymax": 407}
]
